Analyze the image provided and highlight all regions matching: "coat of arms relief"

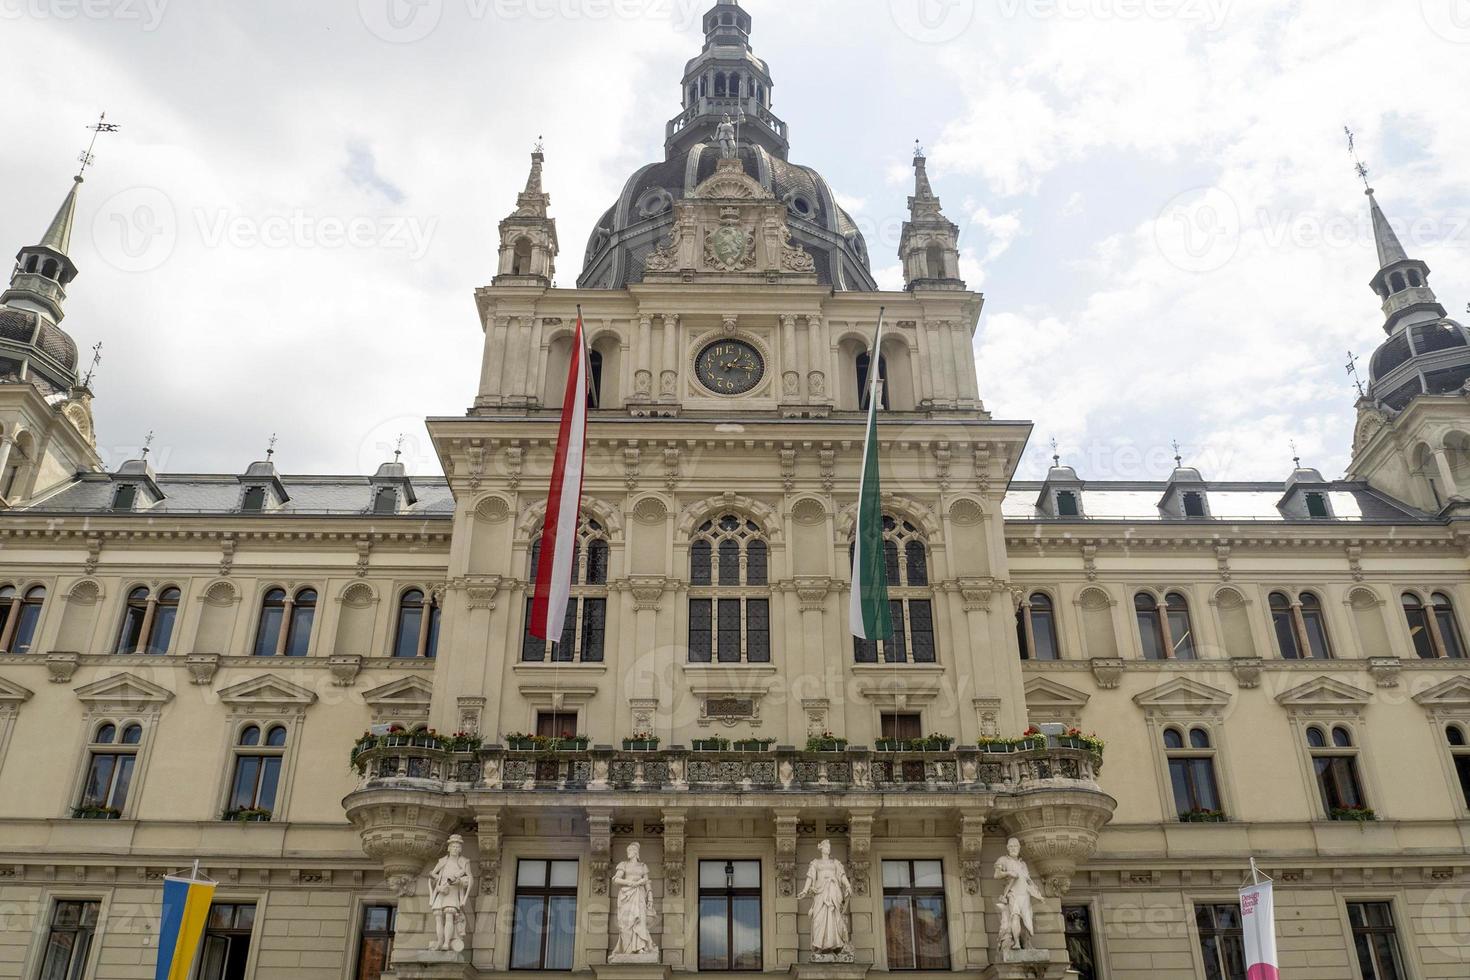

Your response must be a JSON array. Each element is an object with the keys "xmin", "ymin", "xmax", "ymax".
[{"xmin": 704, "ymin": 208, "xmax": 756, "ymax": 272}]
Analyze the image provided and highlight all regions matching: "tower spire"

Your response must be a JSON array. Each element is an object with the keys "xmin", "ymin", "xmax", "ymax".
[
  {"xmin": 494, "ymin": 145, "xmax": 559, "ymax": 288},
  {"xmin": 898, "ymin": 143, "xmax": 964, "ymax": 291}
]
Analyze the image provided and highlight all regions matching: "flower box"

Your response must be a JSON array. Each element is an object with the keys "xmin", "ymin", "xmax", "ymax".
[
  {"xmin": 506, "ymin": 736, "xmax": 538, "ymax": 751},
  {"xmin": 1181, "ymin": 809, "xmax": 1227, "ymax": 824},
  {"xmin": 1331, "ymin": 806, "xmax": 1377, "ymax": 822},
  {"xmin": 875, "ymin": 738, "xmax": 912, "ymax": 752},
  {"xmin": 552, "ymin": 736, "xmax": 590, "ymax": 751},
  {"xmin": 624, "ymin": 739, "xmax": 660, "ymax": 752},
  {"xmin": 692, "ymin": 738, "xmax": 731, "ymax": 752},
  {"xmin": 221, "ymin": 808, "xmax": 272, "ymax": 823},
  {"xmin": 806, "ymin": 737, "xmax": 848, "ymax": 753},
  {"xmin": 72, "ymin": 805, "xmax": 121, "ymax": 820},
  {"xmin": 733, "ymin": 739, "xmax": 775, "ymax": 753}
]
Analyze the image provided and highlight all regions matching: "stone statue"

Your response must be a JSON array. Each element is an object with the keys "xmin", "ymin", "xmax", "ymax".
[
  {"xmin": 428, "ymin": 834, "xmax": 475, "ymax": 953},
  {"xmin": 796, "ymin": 840, "xmax": 853, "ymax": 961},
  {"xmin": 716, "ymin": 114, "xmax": 738, "ymax": 159},
  {"xmin": 994, "ymin": 837, "xmax": 1044, "ymax": 952},
  {"xmin": 609, "ymin": 843, "xmax": 659, "ymax": 963}
]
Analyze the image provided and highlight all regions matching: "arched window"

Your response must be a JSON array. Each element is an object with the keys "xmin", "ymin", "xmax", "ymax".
[
  {"xmin": 853, "ymin": 517, "xmax": 936, "ymax": 664},
  {"xmin": 253, "ymin": 587, "xmax": 315, "ymax": 657},
  {"xmin": 1271, "ymin": 590, "xmax": 1333, "ymax": 660},
  {"xmin": 77, "ymin": 721, "xmax": 143, "ymax": 817},
  {"xmin": 924, "ymin": 243, "xmax": 945, "ymax": 279},
  {"xmin": 715, "ymin": 73, "xmax": 727, "ymax": 96},
  {"xmin": 24, "ymin": 256, "xmax": 38, "ymax": 274},
  {"xmin": 1404, "ymin": 593, "xmax": 1466, "ymax": 659},
  {"xmin": 1446, "ymin": 724, "xmax": 1470, "ymax": 808},
  {"xmin": 511, "ymin": 237, "xmax": 533, "ymax": 276},
  {"xmin": 1163, "ymin": 726, "xmax": 1222, "ymax": 820},
  {"xmin": 1134, "ymin": 592, "xmax": 1196, "ymax": 660},
  {"xmin": 1307, "ymin": 724, "xmax": 1367, "ymax": 819},
  {"xmin": 372, "ymin": 487, "xmax": 397, "ymax": 515},
  {"xmin": 146, "ymin": 588, "xmax": 181, "ymax": 655},
  {"xmin": 0, "ymin": 584, "xmax": 45, "ymax": 654},
  {"xmin": 588, "ymin": 349, "xmax": 604, "ymax": 410},
  {"xmin": 393, "ymin": 588, "xmax": 442, "ymax": 659},
  {"xmin": 1409, "ymin": 269, "xmax": 1423, "ymax": 287},
  {"xmin": 1390, "ymin": 272, "xmax": 1406, "ymax": 293},
  {"xmin": 689, "ymin": 514, "xmax": 771, "ymax": 664},
  {"xmin": 523, "ymin": 517, "xmax": 609, "ymax": 663},
  {"xmin": 42, "ymin": 259, "xmax": 58, "ymax": 279},
  {"xmin": 115, "ymin": 587, "xmax": 151, "ymax": 655},
  {"xmin": 855, "ymin": 352, "xmax": 890, "ymax": 411},
  {"xmin": 1016, "ymin": 593, "xmax": 1059, "ymax": 661},
  {"xmin": 226, "ymin": 724, "xmax": 287, "ymax": 820}
]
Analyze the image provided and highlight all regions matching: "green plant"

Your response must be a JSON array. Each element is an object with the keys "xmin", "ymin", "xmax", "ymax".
[
  {"xmin": 733, "ymin": 737, "xmax": 776, "ymax": 751},
  {"xmin": 1331, "ymin": 806, "xmax": 1377, "ymax": 822},
  {"xmin": 221, "ymin": 807, "xmax": 272, "ymax": 823},
  {"xmin": 806, "ymin": 731, "xmax": 847, "ymax": 752},
  {"xmin": 693, "ymin": 736, "xmax": 731, "ymax": 751},
  {"xmin": 445, "ymin": 731, "xmax": 483, "ymax": 752},
  {"xmin": 1062, "ymin": 728, "xmax": 1106, "ymax": 755},
  {"xmin": 72, "ymin": 804, "xmax": 121, "ymax": 820},
  {"xmin": 1181, "ymin": 808, "xmax": 1227, "ymax": 823}
]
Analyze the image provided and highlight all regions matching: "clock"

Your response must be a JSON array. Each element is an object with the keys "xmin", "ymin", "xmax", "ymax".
[{"xmin": 696, "ymin": 339, "xmax": 765, "ymax": 395}]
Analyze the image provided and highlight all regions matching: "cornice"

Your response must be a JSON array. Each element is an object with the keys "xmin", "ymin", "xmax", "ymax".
[
  {"xmin": 1005, "ymin": 526, "xmax": 1462, "ymax": 551},
  {"xmin": 0, "ymin": 524, "xmax": 452, "ymax": 547}
]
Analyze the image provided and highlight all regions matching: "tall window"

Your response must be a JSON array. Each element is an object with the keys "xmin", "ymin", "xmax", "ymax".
[
  {"xmin": 881, "ymin": 713, "xmax": 923, "ymax": 742},
  {"xmin": 393, "ymin": 589, "xmax": 441, "ymax": 659},
  {"xmin": 856, "ymin": 352, "xmax": 890, "ymax": 411},
  {"xmin": 0, "ymin": 584, "xmax": 45, "ymax": 654},
  {"xmin": 1448, "ymin": 725, "xmax": 1470, "ymax": 808},
  {"xmin": 355, "ymin": 905, "xmax": 397, "ymax": 980},
  {"xmin": 1403, "ymin": 593, "xmax": 1467, "ymax": 659},
  {"xmin": 252, "ymin": 587, "xmax": 316, "ymax": 657},
  {"xmin": 37, "ymin": 900, "xmax": 100, "ymax": 980},
  {"xmin": 1195, "ymin": 904, "xmax": 1246, "ymax": 980},
  {"xmin": 1164, "ymin": 727, "xmax": 1223, "ymax": 819},
  {"xmin": 853, "ymin": 517, "xmax": 936, "ymax": 664},
  {"xmin": 510, "ymin": 860, "xmax": 578, "ymax": 970},
  {"xmin": 113, "ymin": 586, "xmax": 181, "ymax": 655},
  {"xmin": 1347, "ymin": 902, "xmax": 1406, "ymax": 980},
  {"xmin": 523, "ymin": 518, "xmax": 609, "ymax": 663},
  {"xmin": 78, "ymin": 722, "xmax": 142, "ymax": 817},
  {"xmin": 1063, "ymin": 905, "xmax": 1099, "ymax": 980},
  {"xmin": 1135, "ymin": 592, "xmax": 1196, "ymax": 660},
  {"xmin": 1270, "ymin": 591, "xmax": 1333, "ymax": 660},
  {"xmin": 588, "ymin": 350, "xmax": 604, "ymax": 409},
  {"xmin": 690, "ymin": 515, "xmax": 771, "ymax": 664},
  {"xmin": 881, "ymin": 860, "xmax": 949, "ymax": 970},
  {"xmin": 1307, "ymin": 725, "xmax": 1367, "ymax": 817},
  {"xmin": 198, "ymin": 903, "xmax": 256, "ymax": 980},
  {"xmin": 1016, "ymin": 592, "xmax": 1060, "ymax": 660},
  {"xmin": 226, "ymin": 724, "xmax": 287, "ymax": 819},
  {"xmin": 535, "ymin": 711, "xmax": 579, "ymax": 739},
  {"xmin": 698, "ymin": 860, "xmax": 762, "ymax": 971}
]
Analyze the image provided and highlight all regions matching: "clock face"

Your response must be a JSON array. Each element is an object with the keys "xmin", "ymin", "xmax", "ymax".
[{"xmin": 696, "ymin": 340, "xmax": 765, "ymax": 395}]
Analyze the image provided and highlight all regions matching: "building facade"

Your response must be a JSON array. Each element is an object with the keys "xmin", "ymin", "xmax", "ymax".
[{"xmin": 1, "ymin": 3, "xmax": 1468, "ymax": 979}]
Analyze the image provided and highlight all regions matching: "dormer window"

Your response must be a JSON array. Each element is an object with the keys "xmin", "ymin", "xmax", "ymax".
[
  {"xmin": 1182, "ymin": 492, "xmax": 1206, "ymax": 518},
  {"xmin": 241, "ymin": 486, "xmax": 267, "ymax": 512},
  {"xmin": 1056, "ymin": 491, "xmax": 1080, "ymax": 517},
  {"xmin": 112, "ymin": 485, "xmax": 138, "ymax": 512},
  {"xmin": 1305, "ymin": 492, "xmax": 1330, "ymax": 519},
  {"xmin": 372, "ymin": 488, "xmax": 397, "ymax": 515}
]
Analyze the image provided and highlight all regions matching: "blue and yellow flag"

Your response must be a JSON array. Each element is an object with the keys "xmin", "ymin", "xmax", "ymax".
[{"xmin": 156, "ymin": 874, "xmax": 216, "ymax": 980}]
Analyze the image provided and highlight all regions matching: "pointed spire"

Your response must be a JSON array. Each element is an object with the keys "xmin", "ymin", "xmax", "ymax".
[
  {"xmin": 1367, "ymin": 189, "xmax": 1409, "ymax": 268},
  {"xmin": 514, "ymin": 145, "xmax": 551, "ymax": 219},
  {"xmin": 899, "ymin": 140, "xmax": 964, "ymax": 292},
  {"xmin": 39, "ymin": 177, "xmax": 82, "ymax": 256},
  {"xmin": 912, "ymin": 143, "xmax": 937, "ymax": 203}
]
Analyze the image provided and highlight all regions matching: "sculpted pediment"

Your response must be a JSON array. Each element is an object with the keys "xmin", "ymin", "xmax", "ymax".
[
  {"xmin": 1132, "ymin": 677, "xmax": 1232, "ymax": 717},
  {"xmin": 74, "ymin": 672, "xmax": 174, "ymax": 709},
  {"xmin": 689, "ymin": 158, "xmax": 774, "ymax": 201},
  {"xmin": 1275, "ymin": 675, "xmax": 1373, "ymax": 713},
  {"xmin": 218, "ymin": 675, "xmax": 318, "ymax": 712},
  {"xmin": 362, "ymin": 675, "xmax": 435, "ymax": 723},
  {"xmin": 1413, "ymin": 676, "xmax": 1470, "ymax": 712}
]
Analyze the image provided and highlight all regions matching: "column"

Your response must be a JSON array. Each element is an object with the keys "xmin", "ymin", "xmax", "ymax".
[
  {"xmin": 586, "ymin": 808, "xmax": 613, "ymax": 968},
  {"xmin": 780, "ymin": 314, "xmax": 800, "ymax": 402},
  {"xmin": 526, "ymin": 316, "xmax": 545, "ymax": 408},
  {"xmin": 274, "ymin": 595, "xmax": 295, "ymax": 657},
  {"xmin": 472, "ymin": 808, "xmax": 505, "ymax": 972},
  {"xmin": 949, "ymin": 321, "xmax": 976, "ymax": 402},
  {"xmin": 660, "ymin": 314, "xmax": 680, "ymax": 400},
  {"xmin": 928, "ymin": 321, "xmax": 955, "ymax": 405},
  {"xmin": 507, "ymin": 315, "xmax": 533, "ymax": 403},
  {"xmin": 954, "ymin": 810, "xmax": 990, "ymax": 971},
  {"xmin": 478, "ymin": 317, "xmax": 509, "ymax": 406},
  {"xmin": 773, "ymin": 809, "xmax": 801, "ymax": 970},
  {"xmin": 635, "ymin": 314, "xmax": 654, "ymax": 401},
  {"xmin": 134, "ymin": 597, "xmax": 158, "ymax": 655},
  {"xmin": 1432, "ymin": 448, "xmax": 1460, "ymax": 501},
  {"xmin": 805, "ymin": 315, "xmax": 828, "ymax": 403},
  {"xmin": 661, "ymin": 809, "xmax": 688, "ymax": 968}
]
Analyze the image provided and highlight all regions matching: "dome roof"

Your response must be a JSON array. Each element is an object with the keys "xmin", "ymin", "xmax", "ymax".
[
  {"xmin": 1367, "ymin": 317, "xmax": 1470, "ymax": 413},
  {"xmin": 579, "ymin": 144, "xmax": 875, "ymax": 291}
]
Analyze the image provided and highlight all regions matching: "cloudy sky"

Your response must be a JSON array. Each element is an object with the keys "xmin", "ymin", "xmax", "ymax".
[{"xmin": 6, "ymin": 0, "xmax": 1470, "ymax": 480}]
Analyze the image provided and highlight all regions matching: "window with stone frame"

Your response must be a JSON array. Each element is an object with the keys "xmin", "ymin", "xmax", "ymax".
[
  {"xmin": 1135, "ymin": 591, "xmax": 1197, "ymax": 660},
  {"xmin": 1270, "ymin": 590, "xmax": 1333, "ymax": 660},
  {"xmin": 698, "ymin": 860, "xmax": 762, "ymax": 971},
  {"xmin": 853, "ymin": 517, "xmax": 936, "ymax": 664},
  {"xmin": 1063, "ymin": 905, "xmax": 1099, "ymax": 980},
  {"xmin": 37, "ymin": 899, "xmax": 100, "ymax": 980},
  {"xmin": 522, "ymin": 517, "xmax": 609, "ymax": 663},
  {"xmin": 688, "ymin": 514, "xmax": 771, "ymax": 664},
  {"xmin": 1194, "ymin": 904, "xmax": 1247, "ymax": 980},
  {"xmin": 1163, "ymin": 726, "xmax": 1224, "ymax": 820},
  {"xmin": 113, "ymin": 585, "xmax": 182, "ymax": 655},
  {"xmin": 1403, "ymin": 592, "xmax": 1467, "ymax": 660},
  {"xmin": 393, "ymin": 588, "xmax": 442, "ymax": 659},
  {"xmin": 224, "ymin": 723, "xmax": 288, "ymax": 820},
  {"xmin": 510, "ymin": 859, "xmax": 578, "ymax": 971},
  {"xmin": 1445, "ymin": 723, "xmax": 1470, "ymax": 809},
  {"xmin": 1306, "ymin": 724, "xmax": 1368, "ymax": 818},
  {"xmin": 1347, "ymin": 902, "xmax": 1407, "ymax": 980},
  {"xmin": 354, "ymin": 904, "xmax": 397, "ymax": 980},
  {"xmin": 881, "ymin": 859, "xmax": 950, "ymax": 970},
  {"xmin": 1016, "ymin": 592, "xmax": 1060, "ymax": 660},
  {"xmin": 0, "ymin": 583, "xmax": 45, "ymax": 654},
  {"xmin": 198, "ymin": 903, "xmax": 256, "ymax": 980},
  {"xmin": 252, "ymin": 586, "xmax": 317, "ymax": 657},
  {"xmin": 76, "ymin": 721, "xmax": 142, "ymax": 818}
]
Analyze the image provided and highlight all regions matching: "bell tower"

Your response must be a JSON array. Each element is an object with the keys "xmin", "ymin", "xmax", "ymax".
[
  {"xmin": 494, "ymin": 147, "xmax": 558, "ymax": 287},
  {"xmin": 899, "ymin": 148, "xmax": 964, "ymax": 291}
]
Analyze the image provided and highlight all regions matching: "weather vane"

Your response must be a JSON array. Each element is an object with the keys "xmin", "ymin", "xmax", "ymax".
[
  {"xmin": 81, "ymin": 342, "xmax": 102, "ymax": 388},
  {"xmin": 394, "ymin": 433, "xmax": 405, "ymax": 462},
  {"xmin": 266, "ymin": 433, "xmax": 278, "ymax": 460},
  {"xmin": 1049, "ymin": 437, "xmax": 1060, "ymax": 468},
  {"xmin": 1172, "ymin": 440, "xmax": 1184, "ymax": 468},
  {"xmin": 1346, "ymin": 350, "xmax": 1366, "ymax": 398},
  {"xmin": 1344, "ymin": 126, "xmax": 1371, "ymax": 191},
  {"xmin": 76, "ymin": 111, "xmax": 120, "ymax": 181},
  {"xmin": 533, "ymin": 134, "xmax": 544, "ymax": 154},
  {"xmin": 1290, "ymin": 439, "xmax": 1302, "ymax": 469},
  {"xmin": 141, "ymin": 431, "xmax": 154, "ymax": 460},
  {"xmin": 915, "ymin": 138, "xmax": 925, "ymax": 158}
]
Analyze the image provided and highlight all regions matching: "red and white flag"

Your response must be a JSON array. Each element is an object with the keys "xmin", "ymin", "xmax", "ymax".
[
  {"xmin": 1239, "ymin": 870, "xmax": 1279, "ymax": 980},
  {"xmin": 529, "ymin": 312, "xmax": 589, "ymax": 642}
]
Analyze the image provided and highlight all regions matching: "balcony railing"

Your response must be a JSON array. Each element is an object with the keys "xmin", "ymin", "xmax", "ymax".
[{"xmin": 350, "ymin": 742, "xmax": 1103, "ymax": 796}]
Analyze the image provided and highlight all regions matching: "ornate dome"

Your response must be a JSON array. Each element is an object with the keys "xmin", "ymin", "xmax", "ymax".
[
  {"xmin": 577, "ymin": 0, "xmax": 876, "ymax": 292},
  {"xmin": 1368, "ymin": 317, "xmax": 1470, "ymax": 412}
]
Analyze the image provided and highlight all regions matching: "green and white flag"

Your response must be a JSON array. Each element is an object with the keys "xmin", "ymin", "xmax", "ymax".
[{"xmin": 850, "ymin": 308, "xmax": 894, "ymax": 641}]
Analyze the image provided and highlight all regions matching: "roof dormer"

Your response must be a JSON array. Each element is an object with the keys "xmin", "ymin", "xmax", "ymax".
[
  {"xmin": 1278, "ymin": 467, "xmax": 1335, "ymax": 520},
  {"xmin": 238, "ymin": 459, "xmax": 289, "ymax": 513},
  {"xmin": 1158, "ymin": 465, "xmax": 1210, "ymax": 519},
  {"xmin": 368, "ymin": 459, "xmax": 417, "ymax": 515},
  {"xmin": 1036, "ymin": 463, "xmax": 1086, "ymax": 518},
  {"xmin": 109, "ymin": 457, "xmax": 164, "ymax": 512}
]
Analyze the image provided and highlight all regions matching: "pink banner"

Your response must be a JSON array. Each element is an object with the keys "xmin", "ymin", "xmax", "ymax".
[{"xmin": 1239, "ymin": 880, "xmax": 1279, "ymax": 980}]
